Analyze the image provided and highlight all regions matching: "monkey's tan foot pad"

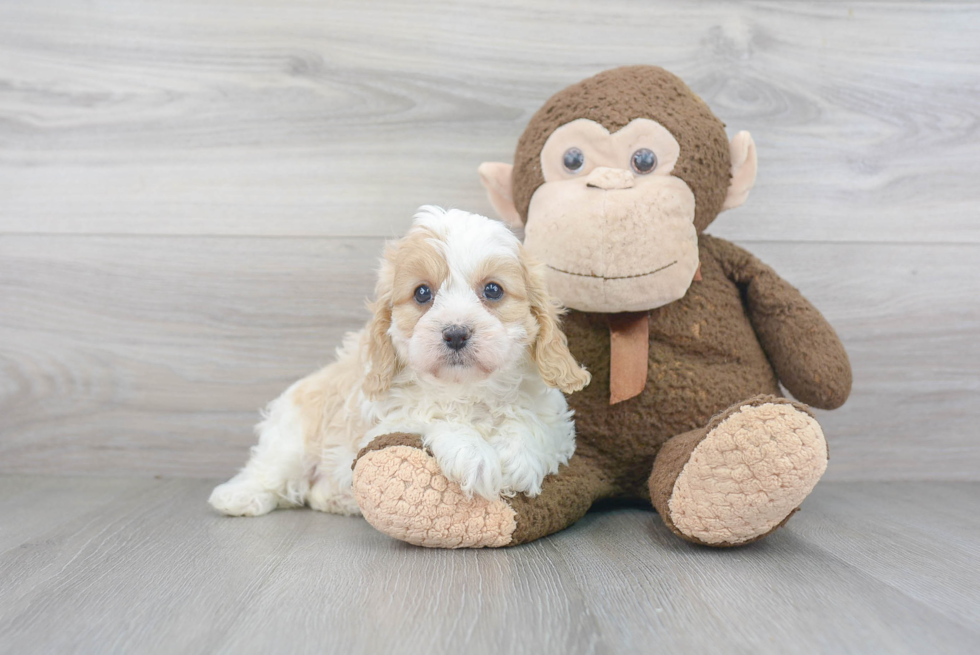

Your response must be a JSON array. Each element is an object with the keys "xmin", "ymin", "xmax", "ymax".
[
  {"xmin": 352, "ymin": 445, "xmax": 517, "ymax": 548},
  {"xmin": 668, "ymin": 401, "xmax": 828, "ymax": 546}
]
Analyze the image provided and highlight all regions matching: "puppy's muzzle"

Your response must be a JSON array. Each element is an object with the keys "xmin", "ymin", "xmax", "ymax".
[{"xmin": 442, "ymin": 325, "xmax": 472, "ymax": 352}]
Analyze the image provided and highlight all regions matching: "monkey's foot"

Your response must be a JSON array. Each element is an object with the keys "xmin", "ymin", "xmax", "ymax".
[
  {"xmin": 351, "ymin": 433, "xmax": 517, "ymax": 548},
  {"xmin": 651, "ymin": 396, "xmax": 828, "ymax": 547}
]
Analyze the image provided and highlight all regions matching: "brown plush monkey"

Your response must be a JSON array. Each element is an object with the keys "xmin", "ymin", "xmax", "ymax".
[{"xmin": 350, "ymin": 66, "xmax": 852, "ymax": 548}]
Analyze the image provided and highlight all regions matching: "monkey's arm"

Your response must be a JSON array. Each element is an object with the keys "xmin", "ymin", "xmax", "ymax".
[{"xmin": 702, "ymin": 235, "xmax": 852, "ymax": 410}]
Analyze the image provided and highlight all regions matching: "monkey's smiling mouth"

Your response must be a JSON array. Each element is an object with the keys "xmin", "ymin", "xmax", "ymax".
[{"xmin": 545, "ymin": 260, "xmax": 678, "ymax": 280}]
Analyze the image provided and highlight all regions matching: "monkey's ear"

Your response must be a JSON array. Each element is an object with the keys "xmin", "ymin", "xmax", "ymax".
[
  {"xmin": 478, "ymin": 162, "xmax": 523, "ymax": 229},
  {"xmin": 721, "ymin": 131, "xmax": 758, "ymax": 212}
]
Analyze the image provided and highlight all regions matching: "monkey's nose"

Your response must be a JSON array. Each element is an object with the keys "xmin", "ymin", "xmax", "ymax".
[
  {"xmin": 586, "ymin": 167, "xmax": 635, "ymax": 190},
  {"xmin": 442, "ymin": 325, "xmax": 471, "ymax": 352}
]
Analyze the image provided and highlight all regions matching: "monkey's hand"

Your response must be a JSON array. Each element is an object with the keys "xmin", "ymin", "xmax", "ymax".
[{"xmin": 707, "ymin": 236, "xmax": 852, "ymax": 410}]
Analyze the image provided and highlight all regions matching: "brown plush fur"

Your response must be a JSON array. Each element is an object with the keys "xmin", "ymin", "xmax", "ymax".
[
  {"xmin": 352, "ymin": 66, "xmax": 852, "ymax": 548},
  {"xmin": 565, "ymin": 236, "xmax": 849, "ymax": 498},
  {"xmin": 503, "ymin": 236, "xmax": 849, "ymax": 545},
  {"xmin": 513, "ymin": 65, "xmax": 731, "ymax": 233}
]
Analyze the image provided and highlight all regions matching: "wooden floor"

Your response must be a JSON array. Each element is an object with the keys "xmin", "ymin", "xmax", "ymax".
[{"xmin": 0, "ymin": 478, "xmax": 977, "ymax": 654}]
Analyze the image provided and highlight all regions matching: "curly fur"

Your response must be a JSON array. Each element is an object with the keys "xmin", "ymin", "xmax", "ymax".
[{"xmin": 209, "ymin": 207, "xmax": 590, "ymax": 516}]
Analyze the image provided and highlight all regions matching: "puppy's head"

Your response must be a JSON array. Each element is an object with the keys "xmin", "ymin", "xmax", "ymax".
[{"xmin": 363, "ymin": 206, "xmax": 591, "ymax": 398}]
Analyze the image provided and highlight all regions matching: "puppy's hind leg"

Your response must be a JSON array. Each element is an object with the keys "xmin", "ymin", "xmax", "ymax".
[
  {"xmin": 209, "ymin": 387, "xmax": 312, "ymax": 517},
  {"xmin": 306, "ymin": 443, "xmax": 361, "ymax": 517}
]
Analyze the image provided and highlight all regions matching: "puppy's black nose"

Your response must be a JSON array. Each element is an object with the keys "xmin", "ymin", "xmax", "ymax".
[{"xmin": 442, "ymin": 325, "xmax": 471, "ymax": 352}]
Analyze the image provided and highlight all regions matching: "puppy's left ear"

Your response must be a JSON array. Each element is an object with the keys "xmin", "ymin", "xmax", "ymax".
[
  {"xmin": 362, "ymin": 251, "xmax": 400, "ymax": 399},
  {"xmin": 522, "ymin": 247, "xmax": 591, "ymax": 394}
]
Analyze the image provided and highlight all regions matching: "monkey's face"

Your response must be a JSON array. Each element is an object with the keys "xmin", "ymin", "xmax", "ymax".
[
  {"xmin": 478, "ymin": 67, "xmax": 757, "ymax": 315},
  {"xmin": 523, "ymin": 118, "xmax": 699, "ymax": 313}
]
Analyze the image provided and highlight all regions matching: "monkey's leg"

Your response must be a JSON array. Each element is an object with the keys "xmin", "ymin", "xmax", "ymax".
[
  {"xmin": 351, "ymin": 433, "xmax": 607, "ymax": 548},
  {"xmin": 649, "ymin": 395, "xmax": 828, "ymax": 547}
]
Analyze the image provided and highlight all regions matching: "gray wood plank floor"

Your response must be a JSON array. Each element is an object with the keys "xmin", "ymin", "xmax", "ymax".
[{"xmin": 0, "ymin": 477, "xmax": 977, "ymax": 654}]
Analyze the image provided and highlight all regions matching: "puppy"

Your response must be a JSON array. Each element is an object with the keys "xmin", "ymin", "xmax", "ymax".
[{"xmin": 209, "ymin": 206, "xmax": 590, "ymax": 517}]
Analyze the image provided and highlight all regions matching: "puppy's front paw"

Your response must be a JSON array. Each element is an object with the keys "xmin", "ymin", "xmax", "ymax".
[
  {"xmin": 499, "ymin": 448, "xmax": 548, "ymax": 497},
  {"xmin": 428, "ymin": 436, "xmax": 503, "ymax": 500}
]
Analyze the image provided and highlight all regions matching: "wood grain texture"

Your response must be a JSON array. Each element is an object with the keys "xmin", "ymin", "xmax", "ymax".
[
  {"xmin": 0, "ymin": 236, "xmax": 378, "ymax": 477},
  {"xmin": 1, "ymin": 0, "xmax": 979, "ymax": 242},
  {"xmin": 1, "ymin": 0, "xmax": 979, "ymax": 481},
  {"xmin": 0, "ymin": 477, "xmax": 978, "ymax": 654},
  {"xmin": 0, "ymin": 476, "xmax": 158, "ymax": 553},
  {"xmin": 2, "ymin": 237, "xmax": 978, "ymax": 480}
]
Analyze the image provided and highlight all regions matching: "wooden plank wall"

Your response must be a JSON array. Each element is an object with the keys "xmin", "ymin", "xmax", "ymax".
[{"xmin": 1, "ymin": 0, "xmax": 978, "ymax": 480}]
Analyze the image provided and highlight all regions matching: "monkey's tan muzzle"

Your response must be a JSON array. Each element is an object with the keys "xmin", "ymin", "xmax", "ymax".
[{"xmin": 524, "ymin": 174, "xmax": 700, "ymax": 313}]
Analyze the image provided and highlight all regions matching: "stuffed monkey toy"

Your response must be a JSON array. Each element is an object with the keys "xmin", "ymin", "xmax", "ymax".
[{"xmin": 350, "ymin": 66, "xmax": 851, "ymax": 548}]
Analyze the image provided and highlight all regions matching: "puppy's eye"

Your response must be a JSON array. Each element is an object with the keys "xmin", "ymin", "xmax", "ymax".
[
  {"xmin": 483, "ymin": 282, "xmax": 504, "ymax": 301},
  {"xmin": 563, "ymin": 147, "xmax": 585, "ymax": 173},
  {"xmin": 413, "ymin": 285, "xmax": 432, "ymax": 304},
  {"xmin": 630, "ymin": 148, "xmax": 657, "ymax": 174}
]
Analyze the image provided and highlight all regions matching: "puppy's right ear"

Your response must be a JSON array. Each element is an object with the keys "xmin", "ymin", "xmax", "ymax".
[
  {"xmin": 362, "ymin": 252, "xmax": 399, "ymax": 399},
  {"xmin": 522, "ymin": 247, "xmax": 591, "ymax": 395},
  {"xmin": 478, "ymin": 162, "xmax": 523, "ymax": 230}
]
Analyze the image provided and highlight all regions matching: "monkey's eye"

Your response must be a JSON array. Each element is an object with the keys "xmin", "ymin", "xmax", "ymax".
[
  {"xmin": 631, "ymin": 148, "xmax": 657, "ymax": 174},
  {"xmin": 414, "ymin": 285, "xmax": 432, "ymax": 304},
  {"xmin": 483, "ymin": 282, "xmax": 504, "ymax": 301},
  {"xmin": 563, "ymin": 147, "xmax": 585, "ymax": 173}
]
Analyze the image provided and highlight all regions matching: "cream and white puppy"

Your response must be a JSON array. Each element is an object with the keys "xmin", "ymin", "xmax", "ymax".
[{"xmin": 209, "ymin": 206, "xmax": 591, "ymax": 517}]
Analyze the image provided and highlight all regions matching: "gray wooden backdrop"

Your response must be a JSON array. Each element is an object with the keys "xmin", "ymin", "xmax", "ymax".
[{"xmin": 1, "ymin": 0, "xmax": 978, "ymax": 481}]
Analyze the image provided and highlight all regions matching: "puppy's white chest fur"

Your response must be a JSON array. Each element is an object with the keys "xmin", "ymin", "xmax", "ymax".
[
  {"xmin": 363, "ymin": 362, "xmax": 576, "ymax": 499},
  {"xmin": 365, "ymin": 364, "xmax": 536, "ymax": 439}
]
